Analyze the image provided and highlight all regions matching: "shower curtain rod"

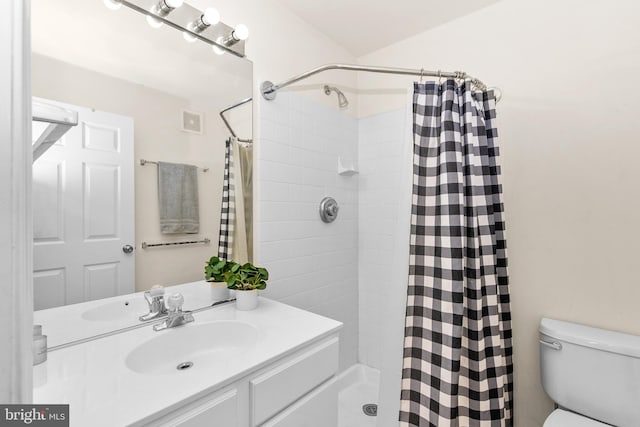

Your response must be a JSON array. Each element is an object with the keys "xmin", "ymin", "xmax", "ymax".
[
  {"xmin": 260, "ymin": 63, "xmax": 493, "ymax": 101},
  {"xmin": 219, "ymin": 97, "xmax": 253, "ymax": 144}
]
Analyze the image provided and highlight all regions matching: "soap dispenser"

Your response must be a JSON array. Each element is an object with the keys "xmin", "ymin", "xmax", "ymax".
[{"xmin": 33, "ymin": 324, "xmax": 47, "ymax": 365}]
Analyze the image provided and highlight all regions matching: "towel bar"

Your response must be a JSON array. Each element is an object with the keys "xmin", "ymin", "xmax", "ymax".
[
  {"xmin": 141, "ymin": 238, "xmax": 211, "ymax": 249},
  {"xmin": 140, "ymin": 159, "xmax": 209, "ymax": 172}
]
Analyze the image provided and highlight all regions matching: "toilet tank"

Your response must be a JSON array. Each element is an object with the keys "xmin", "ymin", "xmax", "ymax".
[{"xmin": 539, "ymin": 318, "xmax": 640, "ymax": 427}]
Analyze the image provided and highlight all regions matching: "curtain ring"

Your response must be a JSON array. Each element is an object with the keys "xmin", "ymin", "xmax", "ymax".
[
  {"xmin": 419, "ymin": 68, "xmax": 424, "ymax": 83},
  {"xmin": 437, "ymin": 70, "xmax": 443, "ymax": 85},
  {"xmin": 488, "ymin": 87, "xmax": 503, "ymax": 103}
]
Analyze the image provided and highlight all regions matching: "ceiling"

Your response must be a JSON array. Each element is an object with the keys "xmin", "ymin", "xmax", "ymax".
[{"xmin": 272, "ymin": 0, "xmax": 502, "ymax": 56}]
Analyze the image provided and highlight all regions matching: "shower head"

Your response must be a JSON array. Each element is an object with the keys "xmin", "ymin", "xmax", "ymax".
[{"xmin": 323, "ymin": 85, "xmax": 349, "ymax": 109}]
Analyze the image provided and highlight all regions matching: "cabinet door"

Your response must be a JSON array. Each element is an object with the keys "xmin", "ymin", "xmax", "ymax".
[{"xmin": 151, "ymin": 389, "xmax": 239, "ymax": 427}]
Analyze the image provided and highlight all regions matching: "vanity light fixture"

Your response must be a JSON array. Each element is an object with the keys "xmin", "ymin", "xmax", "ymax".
[
  {"xmin": 194, "ymin": 8, "xmax": 221, "ymax": 31},
  {"xmin": 154, "ymin": 0, "xmax": 184, "ymax": 15},
  {"xmin": 212, "ymin": 24, "xmax": 249, "ymax": 54},
  {"xmin": 111, "ymin": 0, "xmax": 248, "ymax": 57},
  {"xmin": 223, "ymin": 24, "xmax": 249, "ymax": 47},
  {"xmin": 103, "ymin": 0, "xmax": 122, "ymax": 11},
  {"xmin": 183, "ymin": 7, "xmax": 220, "ymax": 43},
  {"xmin": 147, "ymin": 0, "xmax": 184, "ymax": 29}
]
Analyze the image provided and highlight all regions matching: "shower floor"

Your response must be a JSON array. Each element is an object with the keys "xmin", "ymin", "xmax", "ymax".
[{"xmin": 337, "ymin": 364, "xmax": 380, "ymax": 427}]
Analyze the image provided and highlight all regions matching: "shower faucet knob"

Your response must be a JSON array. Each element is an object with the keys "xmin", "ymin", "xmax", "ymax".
[{"xmin": 319, "ymin": 197, "xmax": 339, "ymax": 223}]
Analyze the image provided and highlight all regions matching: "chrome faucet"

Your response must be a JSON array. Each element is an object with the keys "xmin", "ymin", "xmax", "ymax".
[
  {"xmin": 140, "ymin": 286, "xmax": 167, "ymax": 321},
  {"xmin": 153, "ymin": 293, "xmax": 194, "ymax": 331}
]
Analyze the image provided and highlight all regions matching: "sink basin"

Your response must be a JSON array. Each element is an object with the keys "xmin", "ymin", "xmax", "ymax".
[
  {"xmin": 81, "ymin": 298, "xmax": 147, "ymax": 322},
  {"xmin": 125, "ymin": 321, "xmax": 260, "ymax": 375}
]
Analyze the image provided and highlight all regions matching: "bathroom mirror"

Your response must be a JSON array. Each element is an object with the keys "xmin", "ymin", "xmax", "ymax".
[{"xmin": 31, "ymin": 0, "xmax": 252, "ymax": 341}]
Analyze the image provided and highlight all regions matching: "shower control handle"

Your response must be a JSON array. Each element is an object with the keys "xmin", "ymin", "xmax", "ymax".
[{"xmin": 319, "ymin": 197, "xmax": 339, "ymax": 223}]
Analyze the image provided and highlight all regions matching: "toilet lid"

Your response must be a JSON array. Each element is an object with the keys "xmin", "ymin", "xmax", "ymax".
[{"xmin": 544, "ymin": 409, "xmax": 609, "ymax": 427}]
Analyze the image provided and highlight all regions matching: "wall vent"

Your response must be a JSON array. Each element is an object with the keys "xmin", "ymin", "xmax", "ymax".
[{"xmin": 181, "ymin": 109, "xmax": 203, "ymax": 134}]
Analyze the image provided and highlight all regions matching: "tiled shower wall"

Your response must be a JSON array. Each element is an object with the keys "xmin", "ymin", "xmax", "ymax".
[
  {"xmin": 257, "ymin": 93, "xmax": 413, "ymax": 425},
  {"xmin": 358, "ymin": 107, "xmax": 412, "ymax": 425},
  {"xmin": 257, "ymin": 92, "xmax": 359, "ymax": 371}
]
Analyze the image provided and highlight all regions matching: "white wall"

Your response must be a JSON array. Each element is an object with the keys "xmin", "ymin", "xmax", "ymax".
[
  {"xmin": 358, "ymin": 0, "xmax": 640, "ymax": 425},
  {"xmin": 258, "ymin": 92, "xmax": 359, "ymax": 371}
]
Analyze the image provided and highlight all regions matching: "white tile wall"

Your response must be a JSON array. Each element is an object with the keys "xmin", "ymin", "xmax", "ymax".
[
  {"xmin": 257, "ymin": 93, "xmax": 413, "ymax": 425},
  {"xmin": 357, "ymin": 107, "xmax": 412, "ymax": 426},
  {"xmin": 257, "ymin": 92, "xmax": 359, "ymax": 371}
]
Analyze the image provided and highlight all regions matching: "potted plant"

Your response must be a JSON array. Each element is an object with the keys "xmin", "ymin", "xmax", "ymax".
[
  {"xmin": 224, "ymin": 262, "xmax": 268, "ymax": 311},
  {"xmin": 204, "ymin": 256, "xmax": 237, "ymax": 300}
]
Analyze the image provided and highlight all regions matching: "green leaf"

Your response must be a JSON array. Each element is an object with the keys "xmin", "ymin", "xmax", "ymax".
[{"xmin": 215, "ymin": 261, "xmax": 269, "ymax": 291}]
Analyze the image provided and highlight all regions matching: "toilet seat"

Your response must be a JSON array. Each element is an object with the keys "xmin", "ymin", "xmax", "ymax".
[{"xmin": 544, "ymin": 409, "xmax": 609, "ymax": 427}]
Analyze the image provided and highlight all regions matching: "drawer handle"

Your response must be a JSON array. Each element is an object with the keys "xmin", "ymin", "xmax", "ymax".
[{"xmin": 540, "ymin": 340, "xmax": 562, "ymax": 350}]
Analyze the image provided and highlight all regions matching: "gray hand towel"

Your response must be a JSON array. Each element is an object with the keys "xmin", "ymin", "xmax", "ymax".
[{"xmin": 158, "ymin": 161, "xmax": 200, "ymax": 234}]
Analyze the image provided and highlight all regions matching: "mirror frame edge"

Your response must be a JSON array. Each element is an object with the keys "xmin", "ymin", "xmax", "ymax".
[{"xmin": 1, "ymin": 0, "xmax": 33, "ymax": 402}]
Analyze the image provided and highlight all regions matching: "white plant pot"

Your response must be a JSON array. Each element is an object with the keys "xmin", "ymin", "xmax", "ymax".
[
  {"xmin": 235, "ymin": 289, "xmax": 258, "ymax": 311},
  {"xmin": 209, "ymin": 281, "xmax": 230, "ymax": 301}
]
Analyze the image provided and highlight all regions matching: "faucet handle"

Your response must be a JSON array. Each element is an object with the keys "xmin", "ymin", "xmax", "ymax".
[
  {"xmin": 166, "ymin": 293, "xmax": 185, "ymax": 312},
  {"xmin": 140, "ymin": 285, "xmax": 167, "ymax": 321},
  {"xmin": 143, "ymin": 285, "xmax": 165, "ymax": 306},
  {"xmin": 149, "ymin": 284, "xmax": 165, "ymax": 297}
]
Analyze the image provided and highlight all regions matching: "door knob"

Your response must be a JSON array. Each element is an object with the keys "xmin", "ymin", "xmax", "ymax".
[{"xmin": 122, "ymin": 244, "xmax": 134, "ymax": 254}]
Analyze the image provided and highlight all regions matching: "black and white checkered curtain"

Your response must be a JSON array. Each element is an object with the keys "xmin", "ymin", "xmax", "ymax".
[
  {"xmin": 400, "ymin": 80, "xmax": 513, "ymax": 427},
  {"xmin": 217, "ymin": 138, "xmax": 235, "ymax": 260}
]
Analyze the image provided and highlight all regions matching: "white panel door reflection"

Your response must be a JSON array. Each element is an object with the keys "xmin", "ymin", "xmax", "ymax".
[{"xmin": 33, "ymin": 98, "xmax": 134, "ymax": 310}]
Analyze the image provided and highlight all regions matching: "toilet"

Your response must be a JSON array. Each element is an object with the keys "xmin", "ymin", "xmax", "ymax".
[{"xmin": 539, "ymin": 318, "xmax": 640, "ymax": 427}]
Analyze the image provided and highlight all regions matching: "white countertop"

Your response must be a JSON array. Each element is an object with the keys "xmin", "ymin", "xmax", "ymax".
[
  {"xmin": 35, "ymin": 280, "xmax": 227, "ymax": 348},
  {"xmin": 33, "ymin": 298, "xmax": 342, "ymax": 427}
]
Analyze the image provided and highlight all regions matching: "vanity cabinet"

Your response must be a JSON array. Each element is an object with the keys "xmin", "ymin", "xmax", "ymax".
[
  {"xmin": 140, "ymin": 336, "xmax": 339, "ymax": 427},
  {"xmin": 34, "ymin": 298, "xmax": 343, "ymax": 427}
]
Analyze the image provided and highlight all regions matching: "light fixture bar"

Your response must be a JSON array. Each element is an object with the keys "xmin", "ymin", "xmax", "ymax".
[{"xmin": 117, "ymin": 0, "xmax": 246, "ymax": 57}]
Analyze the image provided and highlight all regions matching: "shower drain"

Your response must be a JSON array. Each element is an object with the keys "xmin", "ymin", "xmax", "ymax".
[
  {"xmin": 362, "ymin": 403, "xmax": 378, "ymax": 417},
  {"xmin": 176, "ymin": 361, "xmax": 193, "ymax": 371}
]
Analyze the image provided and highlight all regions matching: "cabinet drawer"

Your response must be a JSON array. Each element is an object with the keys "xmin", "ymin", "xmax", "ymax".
[
  {"xmin": 250, "ymin": 337, "xmax": 339, "ymax": 426},
  {"xmin": 146, "ymin": 389, "xmax": 239, "ymax": 427},
  {"xmin": 261, "ymin": 376, "xmax": 338, "ymax": 427}
]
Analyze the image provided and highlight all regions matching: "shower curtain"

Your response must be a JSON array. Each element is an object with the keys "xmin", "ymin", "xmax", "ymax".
[
  {"xmin": 217, "ymin": 138, "xmax": 235, "ymax": 260},
  {"xmin": 400, "ymin": 80, "xmax": 513, "ymax": 426}
]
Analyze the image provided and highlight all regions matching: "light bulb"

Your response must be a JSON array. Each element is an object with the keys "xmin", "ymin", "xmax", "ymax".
[
  {"xmin": 103, "ymin": 0, "xmax": 122, "ymax": 10},
  {"xmin": 202, "ymin": 8, "xmax": 220, "ymax": 26},
  {"xmin": 233, "ymin": 24, "xmax": 249, "ymax": 41},
  {"xmin": 164, "ymin": 0, "xmax": 183, "ymax": 8},
  {"xmin": 212, "ymin": 38, "xmax": 225, "ymax": 55},
  {"xmin": 146, "ymin": 14, "xmax": 163, "ymax": 28},
  {"xmin": 183, "ymin": 31, "xmax": 197, "ymax": 42}
]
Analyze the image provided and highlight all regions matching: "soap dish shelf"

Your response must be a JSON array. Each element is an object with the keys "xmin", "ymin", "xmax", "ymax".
[{"xmin": 338, "ymin": 158, "xmax": 359, "ymax": 176}]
